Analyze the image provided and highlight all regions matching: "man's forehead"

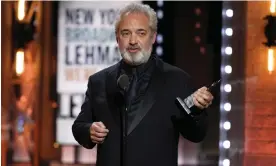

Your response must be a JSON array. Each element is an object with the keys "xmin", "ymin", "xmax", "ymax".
[{"xmin": 119, "ymin": 13, "xmax": 150, "ymax": 30}]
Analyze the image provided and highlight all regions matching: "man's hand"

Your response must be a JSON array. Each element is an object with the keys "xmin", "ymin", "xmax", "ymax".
[
  {"xmin": 193, "ymin": 87, "xmax": 214, "ymax": 109},
  {"xmin": 90, "ymin": 121, "xmax": 109, "ymax": 144}
]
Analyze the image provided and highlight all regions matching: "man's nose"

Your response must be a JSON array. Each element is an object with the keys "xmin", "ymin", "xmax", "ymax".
[{"xmin": 129, "ymin": 34, "xmax": 138, "ymax": 45}]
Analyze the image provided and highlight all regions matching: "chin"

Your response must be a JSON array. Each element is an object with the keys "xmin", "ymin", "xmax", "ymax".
[
  {"xmin": 121, "ymin": 49, "xmax": 151, "ymax": 66},
  {"xmin": 127, "ymin": 54, "xmax": 146, "ymax": 65}
]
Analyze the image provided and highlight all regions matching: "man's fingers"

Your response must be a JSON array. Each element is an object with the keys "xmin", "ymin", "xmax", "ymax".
[
  {"xmin": 198, "ymin": 88, "xmax": 213, "ymax": 99},
  {"xmin": 97, "ymin": 121, "xmax": 106, "ymax": 129},
  {"xmin": 199, "ymin": 86, "xmax": 208, "ymax": 91},
  {"xmin": 94, "ymin": 126, "xmax": 109, "ymax": 133},
  {"xmin": 89, "ymin": 122, "xmax": 109, "ymax": 144},
  {"xmin": 91, "ymin": 131, "xmax": 108, "ymax": 138},
  {"xmin": 196, "ymin": 97, "xmax": 208, "ymax": 108},
  {"xmin": 192, "ymin": 86, "xmax": 215, "ymax": 109},
  {"xmin": 193, "ymin": 98, "xmax": 205, "ymax": 109},
  {"xmin": 193, "ymin": 91, "xmax": 213, "ymax": 109},
  {"xmin": 194, "ymin": 93, "xmax": 208, "ymax": 106},
  {"xmin": 196, "ymin": 89, "xmax": 213, "ymax": 102},
  {"xmin": 92, "ymin": 123, "xmax": 109, "ymax": 133},
  {"xmin": 94, "ymin": 121, "xmax": 105, "ymax": 128}
]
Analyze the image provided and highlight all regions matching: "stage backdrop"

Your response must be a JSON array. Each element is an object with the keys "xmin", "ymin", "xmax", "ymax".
[
  {"xmin": 55, "ymin": 1, "xmax": 197, "ymax": 166},
  {"xmin": 56, "ymin": 1, "xmax": 140, "ymax": 145}
]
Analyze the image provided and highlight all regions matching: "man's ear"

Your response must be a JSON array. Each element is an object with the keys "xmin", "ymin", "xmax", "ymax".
[{"xmin": 151, "ymin": 32, "xmax": 157, "ymax": 44}]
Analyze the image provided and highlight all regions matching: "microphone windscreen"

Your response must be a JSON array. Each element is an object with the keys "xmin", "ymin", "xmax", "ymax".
[{"xmin": 117, "ymin": 74, "xmax": 129, "ymax": 90}]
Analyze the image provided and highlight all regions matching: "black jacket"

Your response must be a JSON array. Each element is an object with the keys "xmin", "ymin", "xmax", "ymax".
[{"xmin": 72, "ymin": 56, "xmax": 208, "ymax": 166}]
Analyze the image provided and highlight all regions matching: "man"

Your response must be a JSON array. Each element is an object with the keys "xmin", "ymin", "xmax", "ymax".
[{"xmin": 72, "ymin": 3, "xmax": 213, "ymax": 166}]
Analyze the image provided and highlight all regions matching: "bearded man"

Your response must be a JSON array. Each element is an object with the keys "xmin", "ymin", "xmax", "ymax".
[{"xmin": 72, "ymin": 3, "xmax": 213, "ymax": 166}]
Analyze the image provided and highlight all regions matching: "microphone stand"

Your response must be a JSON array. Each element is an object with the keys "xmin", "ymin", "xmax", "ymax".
[
  {"xmin": 120, "ymin": 88, "xmax": 128, "ymax": 166},
  {"xmin": 117, "ymin": 73, "xmax": 133, "ymax": 166}
]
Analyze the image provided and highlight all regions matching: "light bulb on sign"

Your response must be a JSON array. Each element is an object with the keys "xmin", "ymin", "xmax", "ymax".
[
  {"xmin": 225, "ymin": 9, "xmax": 233, "ymax": 17},
  {"xmin": 225, "ymin": 28, "xmax": 233, "ymax": 36},
  {"xmin": 222, "ymin": 159, "xmax": 230, "ymax": 166},
  {"xmin": 223, "ymin": 140, "xmax": 231, "ymax": 149},
  {"xmin": 268, "ymin": 49, "xmax": 274, "ymax": 74},
  {"xmin": 157, "ymin": 34, "xmax": 163, "ymax": 44},
  {"xmin": 157, "ymin": 0, "xmax": 164, "ymax": 7},
  {"xmin": 224, "ymin": 65, "xmax": 232, "ymax": 74},
  {"xmin": 225, "ymin": 46, "xmax": 232, "ymax": 55},
  {"xmin": 224, "ymin": 103, "xmax": 231, "ymax": 111},
  {"xmin": 16, "ymin": 50, "xmax": 25, "ymax": 75},
  {"xmin": 224, "ymin": 84, "xmax": 232, "ymax": 92},
  {"xmin": 157, "ymin": 10, "xmax": 163, "ymax": 19},
  {"xmin": 17, "ymin": 0, "xmax": 26, "ymax": 21},
  {"xmin": 271, "ymin": 0, "xmax": 276, "ymax": 13},
  {"xmin": 223, "ymin": 121, "xmax": 231, "ymax": 130},
  {"xmin": 156, "ymin": 46, "xmax": 163, "ymax": 56}
]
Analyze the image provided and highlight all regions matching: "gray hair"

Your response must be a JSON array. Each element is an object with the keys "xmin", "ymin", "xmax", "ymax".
[{"xmin": 115, "ymin": 3, "xmax": 158, "ymax": 34}]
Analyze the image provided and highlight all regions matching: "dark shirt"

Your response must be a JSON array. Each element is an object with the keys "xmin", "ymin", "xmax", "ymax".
[{"xmin": 119, "ymin": 55, "xmax": 156, "ymax": 130}]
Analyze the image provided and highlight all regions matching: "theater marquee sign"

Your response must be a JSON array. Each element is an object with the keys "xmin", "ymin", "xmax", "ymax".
[{"xmin": 56, "ymin": 1, "xmax": 138, "ymax": 145}]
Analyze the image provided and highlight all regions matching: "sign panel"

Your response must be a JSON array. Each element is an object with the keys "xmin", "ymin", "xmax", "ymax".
[{"xmin": 57, "ymin": 1, "xmax": 140, "ymax": 145}]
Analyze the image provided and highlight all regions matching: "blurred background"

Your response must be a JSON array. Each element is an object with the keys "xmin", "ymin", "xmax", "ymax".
[{"xmin": 1, "ymin": 0, "xmax": 276, "ymax": 166}]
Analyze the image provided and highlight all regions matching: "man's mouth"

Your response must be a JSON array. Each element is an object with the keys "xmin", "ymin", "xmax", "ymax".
[{"xmin": 127, "ymin": 47, "xmax": 140, "ymax": 53}]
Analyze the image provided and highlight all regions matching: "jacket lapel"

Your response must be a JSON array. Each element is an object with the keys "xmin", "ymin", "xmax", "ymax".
[
  {"xmin": 127, "ymin": 59, "xmax": 165, "ymax": 135},
  {"xmin": 105, "ymin": 62, "xmax": 122, "ymax": 127}
]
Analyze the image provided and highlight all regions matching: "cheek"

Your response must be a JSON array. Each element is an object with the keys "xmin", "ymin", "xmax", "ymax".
[
  {"xmin": 118, "ymin": 39, "xmax": 128, "ymax": 50},
  {"xmin": 139, "ymin": 39, "xmax": 152, "ymax": 50}
]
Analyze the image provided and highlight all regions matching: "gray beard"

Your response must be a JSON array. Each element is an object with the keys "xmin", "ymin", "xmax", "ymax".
[{"xmin": 120, "ymin": 47, "xmax": 152, "ymax": 66}]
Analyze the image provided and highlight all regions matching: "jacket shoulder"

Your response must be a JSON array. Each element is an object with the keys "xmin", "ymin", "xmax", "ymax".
[
  {"xmin": 161, "ymin": 61, "xmax": 195, "ymax": 95},
  {"xmin": 162, "ymin": 61, "xmax": 191, "ymax": 80},
  {"xmin": 88, "ymin": 62, "xmax": 119, "ymax": 83}
]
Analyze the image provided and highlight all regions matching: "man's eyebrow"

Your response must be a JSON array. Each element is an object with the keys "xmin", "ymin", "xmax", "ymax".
[
  {"xmin": 137, "ymin": 29, "xmax": 147, "ymax": 32},
  {"xmin": 120, "ymin": 29, "xmax": 130, "ymax": 32},
  {"xmin": 119, "ymin": 29, "xmax": 148, "ymax": 33}
]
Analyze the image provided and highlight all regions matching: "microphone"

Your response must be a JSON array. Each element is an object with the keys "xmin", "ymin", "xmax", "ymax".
[
  {"xmin": 117, "ymin": 74, "xmax": 130, "ymax": 91},
  {"xmin": 117, "ymin": 74, "xmax": 129, "ymax": 166},
  {"xmin": 176, "ymin": 79, "xmax": 221, "ymax": 115}
]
